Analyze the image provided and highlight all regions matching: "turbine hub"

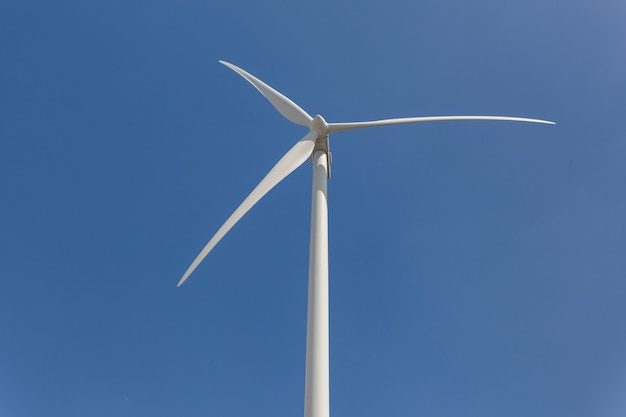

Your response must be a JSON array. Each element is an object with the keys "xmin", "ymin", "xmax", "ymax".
[
  {"xmin": 311, "ymin": 114, "xmax": 329, "ymax": 136},
  {"xmin": 311, "ymin": 115, "xmax": 331, "ymax": 179}
]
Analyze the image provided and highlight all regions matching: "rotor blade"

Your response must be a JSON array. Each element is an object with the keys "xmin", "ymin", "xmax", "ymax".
[
  {"xmin": 177, "ymin": 130, "xmax": 319, "ymax": 287},
  {"xmin": 220, "ymin": 60, "xmax": 313, "ymax": 128},
  {"xmin": 328, "ymin": 115, "xmax": 555, "ymax": 133}
]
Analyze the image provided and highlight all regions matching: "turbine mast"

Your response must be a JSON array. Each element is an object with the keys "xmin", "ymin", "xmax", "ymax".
[{"xmin": 304, "ymin": 142, "xmax": 330, "ymax": 417}]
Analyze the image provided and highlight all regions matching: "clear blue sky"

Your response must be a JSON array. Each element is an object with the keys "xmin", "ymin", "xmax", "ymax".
[{"xmin": 2, "ymin": 1, "xmax": 625, "ymax": 416}]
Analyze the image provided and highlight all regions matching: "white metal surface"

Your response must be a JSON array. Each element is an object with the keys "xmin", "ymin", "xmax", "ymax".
[
  {"xmin": 219, "ymin": 60, "xmax": 313, "ymax": 127},
  {"xmin": 177, "ymin": 130, "xmax": 317, "ymax": 287},
  {"xmin": 304, "ymin": 149, "xmax": 330, "ymax": 417},
  {"xmin": 328, "ymin": 115, "xmax": 554, "ymax": 133}
]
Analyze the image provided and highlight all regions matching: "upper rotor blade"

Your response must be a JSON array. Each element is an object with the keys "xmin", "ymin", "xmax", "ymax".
[
  {"xmin": 220, "ymin": 60, "xmax": 313, "ymax": 128},
  {"xmin": 177, "ymin": 130, "xmax": 319, "ymax": 287},
  {"xmin": 328, "ymin": 115, "xmax": 555, "ymax": 133}
]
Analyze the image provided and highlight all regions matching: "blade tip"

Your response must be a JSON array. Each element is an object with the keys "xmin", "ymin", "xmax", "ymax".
[{"xmin": 219, "ymin": 60, "xmax": 236, "ymax": 70}]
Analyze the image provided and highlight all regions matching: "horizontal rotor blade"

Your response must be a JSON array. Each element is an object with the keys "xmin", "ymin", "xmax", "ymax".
[
  {"xmin": 220, "ymin": 60, "xmax": 313, "ymax": 128},
  {"xmin": 177, "ymin": 130, "xmax": 319, "ymax": 287},
  {"xmin": 328, "ymin": 115, "xmax": 555, "ymax": 133}
]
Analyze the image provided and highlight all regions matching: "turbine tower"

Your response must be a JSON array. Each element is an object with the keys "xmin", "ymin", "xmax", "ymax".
[{"xmin": 177, "ymin": 61, "xmax": 554, "ymax": 417}]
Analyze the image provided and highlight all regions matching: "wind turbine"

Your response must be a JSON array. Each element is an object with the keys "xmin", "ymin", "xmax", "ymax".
[{"xmin": 177, "ymin": 61, "xmax": 554, "ymax": 417}]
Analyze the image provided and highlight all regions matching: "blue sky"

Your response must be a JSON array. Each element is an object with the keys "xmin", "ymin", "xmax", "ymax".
[{"xmin": 1, "ymin": 1, "xmax": 625, "ymax": 416}]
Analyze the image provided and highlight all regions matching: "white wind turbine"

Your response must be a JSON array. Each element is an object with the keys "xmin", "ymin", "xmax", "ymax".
[{"xmin": 178, "ymin": 61, "xmax": 554, "ymax": 417}]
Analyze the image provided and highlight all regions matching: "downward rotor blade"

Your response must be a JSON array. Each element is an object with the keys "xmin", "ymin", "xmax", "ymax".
[
  {"xmin": 177, "ymin": 130, "xmax": 318, "ymax": 287},
  {"xmin": 220, "ymin": 60, "xmax": 313, "ymax": 128},
  {"xmin": 328, "ymin": 115, "xmax": 555, "ymax": 133}
]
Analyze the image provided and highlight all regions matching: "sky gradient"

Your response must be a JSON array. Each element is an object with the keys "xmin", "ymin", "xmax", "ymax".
[{"xmin": 2, "ymin": 1, "xmax": 626, "ymax": 416}]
